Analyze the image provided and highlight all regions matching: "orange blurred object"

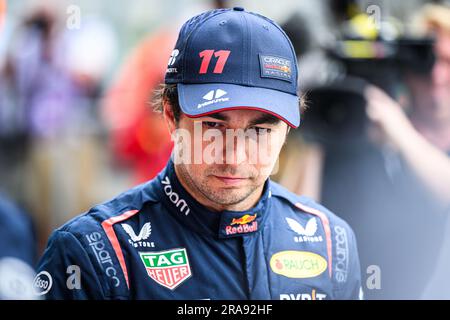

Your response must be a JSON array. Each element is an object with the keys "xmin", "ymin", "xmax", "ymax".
[
  {"xmin": 102, "ymin": 29, "xmax": 176, "ymax": 184},
  {"xmin": 0, "ymin": 0, "xmax": 6, "ymax": 32}
]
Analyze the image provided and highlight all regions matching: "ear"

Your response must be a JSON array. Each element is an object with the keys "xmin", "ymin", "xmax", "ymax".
[
  {"xmin": 163, "ymin": 100, "xmax": 177, "ymax": 135},
  {"xmin": 283, "ymin": 125, "xmax": 291, "ymax": 146}
]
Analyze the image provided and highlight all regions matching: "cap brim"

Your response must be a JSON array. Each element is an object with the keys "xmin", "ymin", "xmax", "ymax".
[{"xmin": 177, "ymin": 83, "xmax": 300, "ymax": 128}]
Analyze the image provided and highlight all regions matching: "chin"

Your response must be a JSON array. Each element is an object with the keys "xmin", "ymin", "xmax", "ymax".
[{"xmin": 211, "ymin": 189, "xmax": 246, "ymax": 201}]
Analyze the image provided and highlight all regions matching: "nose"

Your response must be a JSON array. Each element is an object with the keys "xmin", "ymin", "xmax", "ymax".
[{"xmin": 223, "ymin": 130, "xmax": 250, "ymax": 165}]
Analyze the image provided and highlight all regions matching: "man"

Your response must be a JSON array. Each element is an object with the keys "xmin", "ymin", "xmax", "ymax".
[
  {"xmin": 35, "ymin": 7, "xmax": 361, "ymax": 300},
  {"xmin": 282, "ymin": 3, "xmax": 450, "ymax": 299},
  {"xmin": 363, "ymin": 3, "xmax": 450, "ymax": 299},
  {"xmin": 362, "ymin": 4, "xmax": 450, "ymax": 299},
  {"xmin": 364, "ymin": 3, "xmax": 450, "ymax": 210}
]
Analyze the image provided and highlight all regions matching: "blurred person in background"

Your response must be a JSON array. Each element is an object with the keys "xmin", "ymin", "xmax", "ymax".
[
  {"xmin": 0, "ymin": 2, "xmax": 118, "ymax": 251},
  {"xmin": 362, "ymin": 2, "xmax": 450, "ymax": 299},
  {"xmin": 0, "ymin": 193, "xmax": 36, "ymax": 299},
  {"xmin": 365, "ymin": 2, "xmax": 450, "ymax": 209},
  {"xmin": 0, "ymin": 0, "xmax": 37, "ymax": 300},
  {"xmin": 1, "ymin": 3, "xmax": 80, "ymax": 247},
  {"xmin": 403, "ymin": 2, "xmax": 450, "ymax": 299},
  {"xmin": 101, "ymin": 30, "xmax": 175, "ymax": 184},
  {"xmin": 278, "ymin": 0, "xmax": 450, "ymax": 299}
]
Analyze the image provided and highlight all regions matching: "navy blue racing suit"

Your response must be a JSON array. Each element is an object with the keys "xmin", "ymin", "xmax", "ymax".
[{"xmin": 35, "ymin": 159, "xmax": 362, "ymax": 299}]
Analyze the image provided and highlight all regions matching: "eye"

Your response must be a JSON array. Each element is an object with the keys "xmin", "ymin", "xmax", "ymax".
[
  {"xmin": 202, "ymin": 121, "xmax": 223, "ymax": 129},
  {"xmin": 249, "ymin": 127, "xmax": 272, "ymax": 135}
]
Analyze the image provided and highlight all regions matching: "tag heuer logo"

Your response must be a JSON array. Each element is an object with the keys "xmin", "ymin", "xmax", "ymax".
[{"xmin": 139, "ymin": 248, "xmax": 191, "ymax": 290}]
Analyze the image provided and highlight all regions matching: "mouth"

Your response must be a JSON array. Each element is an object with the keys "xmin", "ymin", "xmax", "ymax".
[{"xmin": 212, "ymin": 175, "xmax": 249, "ymax": 186}]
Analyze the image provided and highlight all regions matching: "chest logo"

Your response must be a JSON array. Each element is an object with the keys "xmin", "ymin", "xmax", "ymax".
[
  {"xmin": 122, "ymin": 222, "xmax": 151, "ymax": 241},
  {"xmin": 270, "ymin": 251, "xmax": 327, "ymax": 279},
  {"xmin": 286, "ymin": 217, "xmax": 323, "ymax": 243},
  {"xmin": 161, "ymin": 176, "xmax": 190, "ymax": 216},
  {"xmin": 139, "ymin": 248, "xmax": 192, "ymax": 290},
  {"xmin": 225, "ymin": 214, "xmax": 258, "ymax": 236},
  {"xmin": 122, "ymin": 222, "xmax": 155, "ymax": 248},
  {"xmin": 231, "ymin": 214, "xmax": 256, "ymax": 225}
]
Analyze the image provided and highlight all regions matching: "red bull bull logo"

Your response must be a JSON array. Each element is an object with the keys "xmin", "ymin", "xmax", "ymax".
[{"xmin": 231, "ymin": 214, "xmax": 257, "ymax": 225}]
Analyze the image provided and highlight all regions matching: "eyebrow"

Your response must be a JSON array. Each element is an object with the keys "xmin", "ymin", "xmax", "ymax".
[
  {"xmin": 247, "ymin": 113, "xmax": 281, "ymax": 126},
  {"xmin": 203, "ymin": 113, "xmax": 229, "ymax": 121},
  {"xmin": 202, "ymin": 112, "xmax": 281, "ymax": 126}
]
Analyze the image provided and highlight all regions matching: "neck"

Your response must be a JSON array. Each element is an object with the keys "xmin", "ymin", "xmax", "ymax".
[{"xmin": 174, "ymin": 164, "xmax": 265, "ymax": 212}]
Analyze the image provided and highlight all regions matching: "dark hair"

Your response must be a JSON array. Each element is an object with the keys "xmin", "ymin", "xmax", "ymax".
[
  {"xmin": 152, "ymin": 84, "xmax": 182, "ymax": 122},
  {"xmin": 152, "ymin": 83, "xmax": 308, "ymax": 123}
]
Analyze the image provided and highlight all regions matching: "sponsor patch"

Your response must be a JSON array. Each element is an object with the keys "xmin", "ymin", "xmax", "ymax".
[
  {"xmin": 286, "ymin": 217, "xmax": 323, "ymax": 243},
  {"xmin": 270, "ymin": 250, "xmax": 327, "ymax": 279},
  {"xmin": 161, "ymin": 176, "xmax": 190, "ymax": 216},
  {"xmin": 334, "ymin": 225, "xmax": 349, "ymax": 283},
  {"xmin": 33, "ymin": 271, "xmax": 53, "ymax": 296},
  {"xmin": 86, "ymin": 232, "xmax": 121, "ymax": 288},
  {"xmin": 166, "ymin": 49, "xmax": 179, "ymax": 73},
  {"xmin": 139, "ymin": 248, "xmax": 192, "ymax": 290},
  {"xmin": 122, "ymin": 222, "xmax": 155, "ymax": 248},
  {"xmin": 259, "ymin": 54, "xmax": 293, "ymax": 82},
  {"xmin": 197, "ymin": 89, "xmax": 230, "ymax": 109},
  {"xmin": 224, "ymin": 214, "xmax": 258, "ymax": 236},
  {"xmin": 280, "ymin": 289, "xmax": 327, "ymax": 300}
]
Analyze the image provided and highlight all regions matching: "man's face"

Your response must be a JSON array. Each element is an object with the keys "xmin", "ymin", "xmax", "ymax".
[
  {"xmin": 405, "ymin": 30, "xmax": 450, "ymax": 121},
  {"xmin": 166, "ymin": 108, "xmax": 289, "ymax": 210}
]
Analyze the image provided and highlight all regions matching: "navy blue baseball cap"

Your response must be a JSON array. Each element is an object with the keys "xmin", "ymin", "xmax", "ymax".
[{"xmin": 165, "ymin": 7, "xmax": 300, "ymax": 128}]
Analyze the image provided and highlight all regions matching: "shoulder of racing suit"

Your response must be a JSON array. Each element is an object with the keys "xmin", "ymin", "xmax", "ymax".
[
  {"xmin": 35, "ymin": 180, "xmax": 161, "ymax": 299},
  {"xmin": 269, "ymin": 180, "xmax": 354, "ymax": 231},
  {"xmin": 269, "ymin": 181, "xmax": 363, "ymax": 299}
]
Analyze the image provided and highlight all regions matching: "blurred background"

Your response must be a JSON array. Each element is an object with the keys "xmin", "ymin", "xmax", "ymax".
[{"xmin": 1, "ymin": 0, "xmax": 450, "ymax": 299}]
